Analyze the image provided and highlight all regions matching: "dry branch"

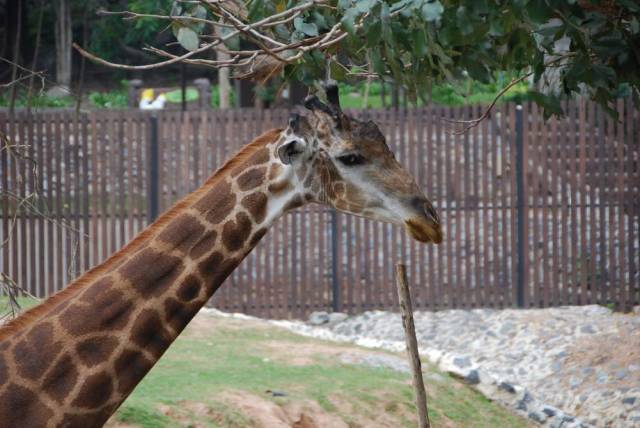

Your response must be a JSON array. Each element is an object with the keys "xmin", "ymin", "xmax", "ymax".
[
  {"xmin": 0, "ymin": 130, "xmax": 79, "ymax": 320},
  {"xmin": 73, "ymin": 0, "xmax": 351, "ymax": 82},
  {"xmin": 395, "ymin": 264, "xmax": 431, "ymax": 428}
]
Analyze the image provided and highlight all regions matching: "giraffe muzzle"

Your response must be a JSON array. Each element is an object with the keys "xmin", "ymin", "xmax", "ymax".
[{"xmin": 404, "ymin": 199, "xmax": 443, "ymax": 244}]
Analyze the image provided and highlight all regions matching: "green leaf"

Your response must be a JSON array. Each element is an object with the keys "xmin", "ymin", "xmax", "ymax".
[
  {"xmin": 330, "ymin": 61, "xmax": 347, "ymax": 81},
  {"xmin": 526, "ymin": 0, "xmax": 553, "ymax": 24},
  {"xmin": 294, "ymin": 17, "xmax": 319, "ymax": 37},
  {"xmin": 462, "ymin": 56, "xmax": 490, "ymax": 82},
  {"xmin": 411, "ymin": 28, "xmax": 428, "ymax": 57},
  {"xmin": 356, "ymin": 0, "xmax": 377, "ymax": 13},
  {"xmin": 535, "ymin": 22, "xmax": 565, "ymax": 38},
  {"xmin": 390, "ymin": 0, "xmax": 413, "ymax": 13},
  {"xmin": 192, "ymin": 5, "xmax": 207, "ymax": 20},
  {"xmin": 177, "ymin": 26, "xmax": 199, "ymax": 51},
  {"xmin": 370, "ymin": 49, "xmax": 385, "ymax": 74},
  {"xmin": 527, "ymin": 90, "xmax": 564, "ymax": 119},
  {"xmin": 365, "ymin": 20, "xmax": 382, "ymax": 45},
  {"xmin": 591, "ymin": 64, "xmax": 616, "ymax": 89},
  {"xmin": 422, "ymin": 1, "xmax": 444, "ymax": 22},
  {"xmin": 341, "ymin": 7, "xmax": 360, "ymax": 35},
  {"xmin": 616, "ymin": 0, "xmax": 640, "ymax": 12}
]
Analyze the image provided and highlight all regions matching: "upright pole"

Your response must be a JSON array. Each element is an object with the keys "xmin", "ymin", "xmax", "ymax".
[
  {"xmin": 515, "ymin": 104, "xmax": 526, "ymax": 308},
  {"xmin": 148, "ymin": 114, "xmax": 159, "ymax": 223},
  {"xmin": 181, "ymin": 63, "xmax": 187, "ymax": 112},
  {"xmin": 395, "ymin": 264, "xmax": 430, "ymax": 428},
  {"xmin": 331, "ymin": 209, "xmax": 341, "ymax": 312}
]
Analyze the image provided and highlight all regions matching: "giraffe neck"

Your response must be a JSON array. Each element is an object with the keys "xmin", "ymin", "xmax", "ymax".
[{"xmin": 0, "ymin": 129, "xmax": 303, "ymax": 428}]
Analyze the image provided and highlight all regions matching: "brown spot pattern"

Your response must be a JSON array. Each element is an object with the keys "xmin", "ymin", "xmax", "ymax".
[
  {"xmin": 242, "ymin": 192, "xmax": 268, "ymax": 223},
  {"xmin": 71, "ymin": 372, "xmax": 113, "ymax": 408},
  {"xmin": 284, "ymin": 195, "xmax": 304, "ymax": 212},
  {"xmin": 209, "ymin": 259, "xmax": 240, "ymax": 294},
  {"xmin": 237, "ymin": 167, "xmax": 266, "ymax": 191},
  {"xmin": 222, "ymin": 212, "xmax": 252, "ymax": 252},
  {"xmin": 197, "ymin": 252, "xmax": 239, "ymax": 294},
  {"xmin": 0, "ymin": 384, "xmax": 53, "ymax": 428},
  {"xmin": 115, "ymin": 349, "xmax": 153, "ymax": 394},
  {"xmin": 164, "ymin": 297, "xmax": 198, "ymax": 332},
  {"xmin": 60, "ymin": 407, "xmax": 115, "ymax": 428},
  {"xmin": 268, "ymin": 180, "xmax": 292, "ymax": 195},
  {"xmin": 13, "ymin": 323, "xmax": 60, "ymax": 380},
  {"xmin": 76, "ymin": 336, "xmax": 119, "ymax": 366},
  {"xmin": 79, "ymin": 277, "xmax": 113, "ymax": 303},
  {"xmin": 250, "ymin": 147, "xmax": 270, "ymax": 165},
  {"xmin": 119, "ymin": 249, "xmax": 184, "ymax": 298},
  {"xmin": 42, "ymin": 354, "xmax": 78, "ymax": 403},
  {"xmin": 194, "ymin": 181, "xmax": 236, "ymax": 224},
  {"xmin": 249, "ymin": 228, "xmax": 268, "ymax": 247},
  {"xmin": 176, "ymin": 275, "xmax": 201, "ymax": 302},
  {"xmin": 189, "ymin": 230, "xmax": 217, "ymax": 260},
  {"xmin": 130, "ymin": 309, "xmax": 172, "ymax": 357},
  {"xmin": 60, "ymin": 289, "xmax": 133, "ymax": 336},
  {"xmin": 198, "ymin": 252, "xmax": 224, "ymax": 282},
  {"xmin": 268, "ymin": 164, "xmax": 282, "ymax": 180},
  {"xmin": 157, "ymin": 214, "xmax": 205, "ymax": 252},
  {"xmin": 0, "ymin": 353, "xmax": 7, "ymax": 386}
]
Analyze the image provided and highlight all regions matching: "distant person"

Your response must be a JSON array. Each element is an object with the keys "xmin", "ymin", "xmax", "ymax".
[{"xmin": 139, "ymin": 89, "xmax": 167, "ymax": 110}]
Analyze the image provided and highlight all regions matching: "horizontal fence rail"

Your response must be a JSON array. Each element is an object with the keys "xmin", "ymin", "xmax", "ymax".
[{"xmin": 1, "ymin": 101, "xmax": 638, "ymax": 318}]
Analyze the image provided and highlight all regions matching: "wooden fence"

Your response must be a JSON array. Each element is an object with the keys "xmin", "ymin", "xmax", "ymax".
[{"xmin": 1, "ymin": 101, "xmax": 638, "ymax": 318}]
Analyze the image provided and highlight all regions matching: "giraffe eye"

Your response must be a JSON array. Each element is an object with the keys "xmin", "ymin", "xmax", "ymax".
[{"xmin": 337, "ymin": 154, "xmax": 365, "ymax": 166}]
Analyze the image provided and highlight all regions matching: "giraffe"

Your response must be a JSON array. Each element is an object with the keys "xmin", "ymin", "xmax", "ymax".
[{"xmin": 0, "ymin": 85, "xmax": 442, "ymax": 427}]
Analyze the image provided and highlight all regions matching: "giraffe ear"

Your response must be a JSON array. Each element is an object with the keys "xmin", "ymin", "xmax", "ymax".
[{"xmin": 277, "ymin": 139, "xmax": 305, "ymax": 165}]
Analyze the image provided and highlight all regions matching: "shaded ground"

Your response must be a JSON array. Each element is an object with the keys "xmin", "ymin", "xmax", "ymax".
[{"xmin": 99, "ymin": 311, "xmax": 530, "ymax": 428}]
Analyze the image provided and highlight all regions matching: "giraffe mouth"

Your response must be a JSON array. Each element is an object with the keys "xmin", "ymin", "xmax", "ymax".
[{"xmin": 404, "ymin": 219, "xmax": 443, "ymax": 244}]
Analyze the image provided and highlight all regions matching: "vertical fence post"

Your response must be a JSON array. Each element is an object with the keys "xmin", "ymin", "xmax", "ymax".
[
  {"xmin": 515, "ymin": 105, "xmax": 526, "ymax": 308},
  {"xmin": 331, "ymin": 209, "xmax": 341, "ymax": 312},
  {"xmin": 148, "ymin": 114, "xmax": 159, "ymax": 224}
]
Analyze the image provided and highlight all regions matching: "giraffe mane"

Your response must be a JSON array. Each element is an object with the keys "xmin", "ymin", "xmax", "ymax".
[{"xmin": 0, "ymin": 128, "xmax": 283, "ymax": 340}]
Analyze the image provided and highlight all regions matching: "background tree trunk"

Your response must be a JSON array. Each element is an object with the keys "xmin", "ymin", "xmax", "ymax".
[
  {"xmin": 8, "ymin": 0, "xmax": 22, "ymax": 113},
  {"xmin": 218, "ymin": 61, "xmax": 231, "ymax": 109},
  {"xmin": 215, "ymin": 22, "xmax": 231, "ymax": 109},
  {"xmin": 54, "ymin": 0, "xmax": 72, "ymax": 87}
]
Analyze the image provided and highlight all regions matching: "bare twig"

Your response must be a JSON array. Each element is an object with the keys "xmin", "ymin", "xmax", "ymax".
[
  {"xmin": 444, "ymin": 73, "xmax": 533, "ymax": 135},
  {"xmin": 445, "ymin": 54, "xmax": 574, "ymax": 134},
  {"xmin": 395, "ymin": 264, "xmax": 431, "ymax": 428},
  {"xmin": 0, "ymin": 130, "xmax": 82, "ymax": 320},
  {"xmin": 0, "ymin": 272, "xmax": 40, "ymax": 322}
]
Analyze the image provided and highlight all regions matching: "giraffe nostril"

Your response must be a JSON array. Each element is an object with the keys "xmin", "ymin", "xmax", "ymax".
[
  {"xmin": 410, "ymin": 197, "xmax": 425, "ymax": 212},
  {"xmin": 425, "ymin": 203, "xmax": 440, "ymax": 225}
]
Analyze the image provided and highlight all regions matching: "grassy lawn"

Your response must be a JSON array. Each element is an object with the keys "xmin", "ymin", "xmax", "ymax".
[
  {"xmin": 1, "ymin": 299, "xmax": 528, "ymax": 427},
  {"xmin": 104, "ymin": 313, "xmax": 528, "ymax": 428}
]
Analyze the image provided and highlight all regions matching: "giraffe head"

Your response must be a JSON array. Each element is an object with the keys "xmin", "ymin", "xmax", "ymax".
[{"xmin": 277, "ymin": 84, "xmax": 442, "ymax": 244}]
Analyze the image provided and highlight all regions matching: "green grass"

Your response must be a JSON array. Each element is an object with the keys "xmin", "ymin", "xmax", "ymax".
[
  {"xmin": 0, "ymin": 301, "xmax": 527, "ymax": 427},
  {"xmin": 0, "ymin": 296, "xmax": 41, "ymax": 314},
  {"xmin": 164, "ymin": 87, "xmax": 200, "ymax": 103},
  {"xmin": 338, "ymin": 79, "xmax": 530, "ymax": 109},
  {"xmin": 107, "ymin": 314, "xmax": 529, "ymax": 428}
]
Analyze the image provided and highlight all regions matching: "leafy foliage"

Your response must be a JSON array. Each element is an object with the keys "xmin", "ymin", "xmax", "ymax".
[
  {"xmin": 90, "ymin": 0, "xmax": 175, "ymax": 61},
  {"xmin": 165, "ymin": 0, "xmax": 639, "ymax": 116}
]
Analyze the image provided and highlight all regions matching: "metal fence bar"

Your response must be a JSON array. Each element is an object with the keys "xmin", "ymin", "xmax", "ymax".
[{"xmin": 147, "ymin": 114, "xmax": 159, "ymax": 223}]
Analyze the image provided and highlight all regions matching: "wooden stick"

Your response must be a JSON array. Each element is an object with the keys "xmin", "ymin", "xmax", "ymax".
[{"xmin": 395, "ymin": 263, "xmax": 431, "ymax": 428}]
